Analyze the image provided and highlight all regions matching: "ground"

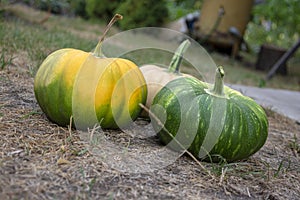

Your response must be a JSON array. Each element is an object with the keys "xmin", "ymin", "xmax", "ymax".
[
  {"xmin": 0, "ymin": 61, "xmax": 300, "ymax": 200},
  {"xmin": 1, "ymin": 3, "xmax": 300, "ymax": 200}
]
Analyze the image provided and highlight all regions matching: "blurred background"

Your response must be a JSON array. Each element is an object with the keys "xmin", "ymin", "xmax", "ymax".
[
  {"xmin": 0, "ymin": 0, "xmax": 299, "ymax": 89},
  {"xmin": 5, "ymin": 0, "xmax": 298, "ymax": 53}
]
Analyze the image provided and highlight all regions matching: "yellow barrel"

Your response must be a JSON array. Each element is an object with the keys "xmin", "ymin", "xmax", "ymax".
[{"xmin": 195, "ymin": 0, "xmax": 254, "ymax": 56}]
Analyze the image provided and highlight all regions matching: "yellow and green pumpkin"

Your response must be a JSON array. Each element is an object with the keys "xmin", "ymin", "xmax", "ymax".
[{"xmin": 34, "ymin": 14, "xmax": 147, "ymax": 129}]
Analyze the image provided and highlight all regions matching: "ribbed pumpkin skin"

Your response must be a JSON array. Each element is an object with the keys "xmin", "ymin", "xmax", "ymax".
[
  {"xmin": 139, "ymin": 40, "xmax": 193, "ymax": 117},
  {"xmin": 140, "ymin": 65, "xmax": 192, "ymax": 109},
  {"xmin": 151, "ymin": 77, "xmax": 268, "ymax": 162},
  {"xmin": 34, "ymin": 48, "xmax": 147, "ymax": 129}
]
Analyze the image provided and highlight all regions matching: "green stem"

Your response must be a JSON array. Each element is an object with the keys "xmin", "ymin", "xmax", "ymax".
[
  {"xmin": 168, "ymin": 39, "xmax": 191, "ymax": 73},
  {"xmin": 93, "ymin": 14, "xmax": 123, "ymax": 57},
  {"xmin": 211, "ymin": 66, "xmax": 225, "ymax": 96}
]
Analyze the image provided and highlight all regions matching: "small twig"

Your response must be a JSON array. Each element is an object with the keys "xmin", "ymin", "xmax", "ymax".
[
  {"xmin": 88, "ymin": 123, "xmax": 102, "ymax": 145},
  {"xmin": 7, "ymin": 149, "xmax": 23, "ymax": 156},
  {"xmin": 68, "ymin": 115, "xmax": 73, "ymax": 137},
  {"xmin": 139, "ymin": 103, "xmax": 214, "ymax": 178},
  {"xmin": 219, "ymin": 167, "xmax": 227, "ymax": 184},
  {"xmin": 246, "ymin": 187, "xmax": 251, "ymax": 198}
]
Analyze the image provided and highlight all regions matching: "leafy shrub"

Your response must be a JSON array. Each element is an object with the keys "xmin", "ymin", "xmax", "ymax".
[
  {"xmin": 69, "ymin": 0, "xmax": 87, "ymax": 18},
  {"xmin": 245, "ymin": 0, "xmax": 300, "ymax": 50},
  {"xmin": 167, "ymin": 0, "xmax": 203, "ymax": 21},
  {"xmin": 23, "ymin": 0, "xmax": 70, "ymax": 15},
  {"xmin": 39, "ymin": 0, "xmax": 70, "ymax": 14},
  {"xmin": 116, "ymin": 0, "xmax": 169, "ymax": 30},
  {"xmin": 85, "ymin": 0, "xmax": 123, "ymax": 22}
]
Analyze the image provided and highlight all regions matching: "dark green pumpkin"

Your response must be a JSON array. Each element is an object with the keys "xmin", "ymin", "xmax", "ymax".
[{"xmin": 150, "ymin": 67, "xmax": 268, "ymax": 162}]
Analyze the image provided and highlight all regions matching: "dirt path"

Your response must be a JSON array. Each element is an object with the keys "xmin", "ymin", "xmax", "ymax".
[{"xmin": 0, "ymin": 61, "xmax": 300, "ymax": 199}]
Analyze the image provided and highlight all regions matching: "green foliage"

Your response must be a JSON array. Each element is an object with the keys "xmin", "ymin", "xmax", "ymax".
[
  {"xmin": 69, "ymin": 0, "xmax": 87, "ymax": 18},
  {"xmin": 116, "ymin": 0, "xmax": 169, "ymax": 30},
  {"xmin": 0, "ymin": 19, "xmax": 94, "ymax": 75},
  {"xmin": 0, "ymin": 50, "xmax": 14, "ymax": 70},
  {"xmin": 39, "ymin": 0, "xmax": 70, "ymax": 14},
  {"xmin": 85, "ymin": 0, "xmax": 123, "ymax": 22},
  {"xmin": 166, "ymin": 0, "xmax": 202, "ymax": 20},
  {"xmin": 245, "ymin": 0, "xmax": 300, "ymax": 50},
  {"xmin": 23, "ymin": 0, "xmax": 87, "ymax": 17},
  {"xmin": 253, "ymin": 0, "xmax": 300, "ymax": 31},
  {"xmin": 23, "ymin": 0, "xmax": 70, "ymax": 14}
]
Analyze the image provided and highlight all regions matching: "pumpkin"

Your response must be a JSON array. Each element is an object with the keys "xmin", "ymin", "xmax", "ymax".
[
  {"xmin": 150, "ymin": 66, "xmax": 268, "ymax": 162},
  {"xmin": 140, "ymin": 39, "xmax": 194, "ymax": 116},
  {"xmin": 34, "ymin": 14, "xmax": 147, "ymax": 129}
]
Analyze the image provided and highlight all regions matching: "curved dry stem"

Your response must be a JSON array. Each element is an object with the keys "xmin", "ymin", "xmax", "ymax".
[{"xmin": 93, "ymin": 14, "xmax": 123, "ymax": 57}]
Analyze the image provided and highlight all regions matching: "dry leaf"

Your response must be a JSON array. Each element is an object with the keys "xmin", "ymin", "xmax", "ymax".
[{"xmin": 57, "ymin": 158, "xmax": 71, "ymax": 165}]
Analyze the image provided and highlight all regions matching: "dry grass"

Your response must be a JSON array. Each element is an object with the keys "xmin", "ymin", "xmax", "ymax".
[
  {"xmin": 0, "ymin": 4, "xmax": 299, "ymax": 199},
  {"xmin": 0, "ymin": 54, "xmax": 300, "ymax": 199}
]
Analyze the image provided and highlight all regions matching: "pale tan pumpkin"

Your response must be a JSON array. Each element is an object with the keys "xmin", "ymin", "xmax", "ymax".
[{"xmin": 140, "ymin": 40, "xmax": 194, "ymax": 116}]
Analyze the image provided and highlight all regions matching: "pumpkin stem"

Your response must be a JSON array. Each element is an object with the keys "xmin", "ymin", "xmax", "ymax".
[
  {"xmin": 168, "ymin": 39, "xmax": 191, "ymax": 73},
  {"xmin": 93, "ymin": 14, "xmax": 123, "ymax": 57},
  {"xmin": 211, "ymin": 66, "xmax": 225, "ymax": 96}
]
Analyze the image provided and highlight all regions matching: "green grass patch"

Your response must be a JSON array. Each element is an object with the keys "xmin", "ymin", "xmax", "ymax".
[
  {"xmin": 0, "ymin": 49, "xmax": 14, "ymax": 70},
  {"xmin": 0, "ymin": 16, "xmax": 96, "ymax": 75}
]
